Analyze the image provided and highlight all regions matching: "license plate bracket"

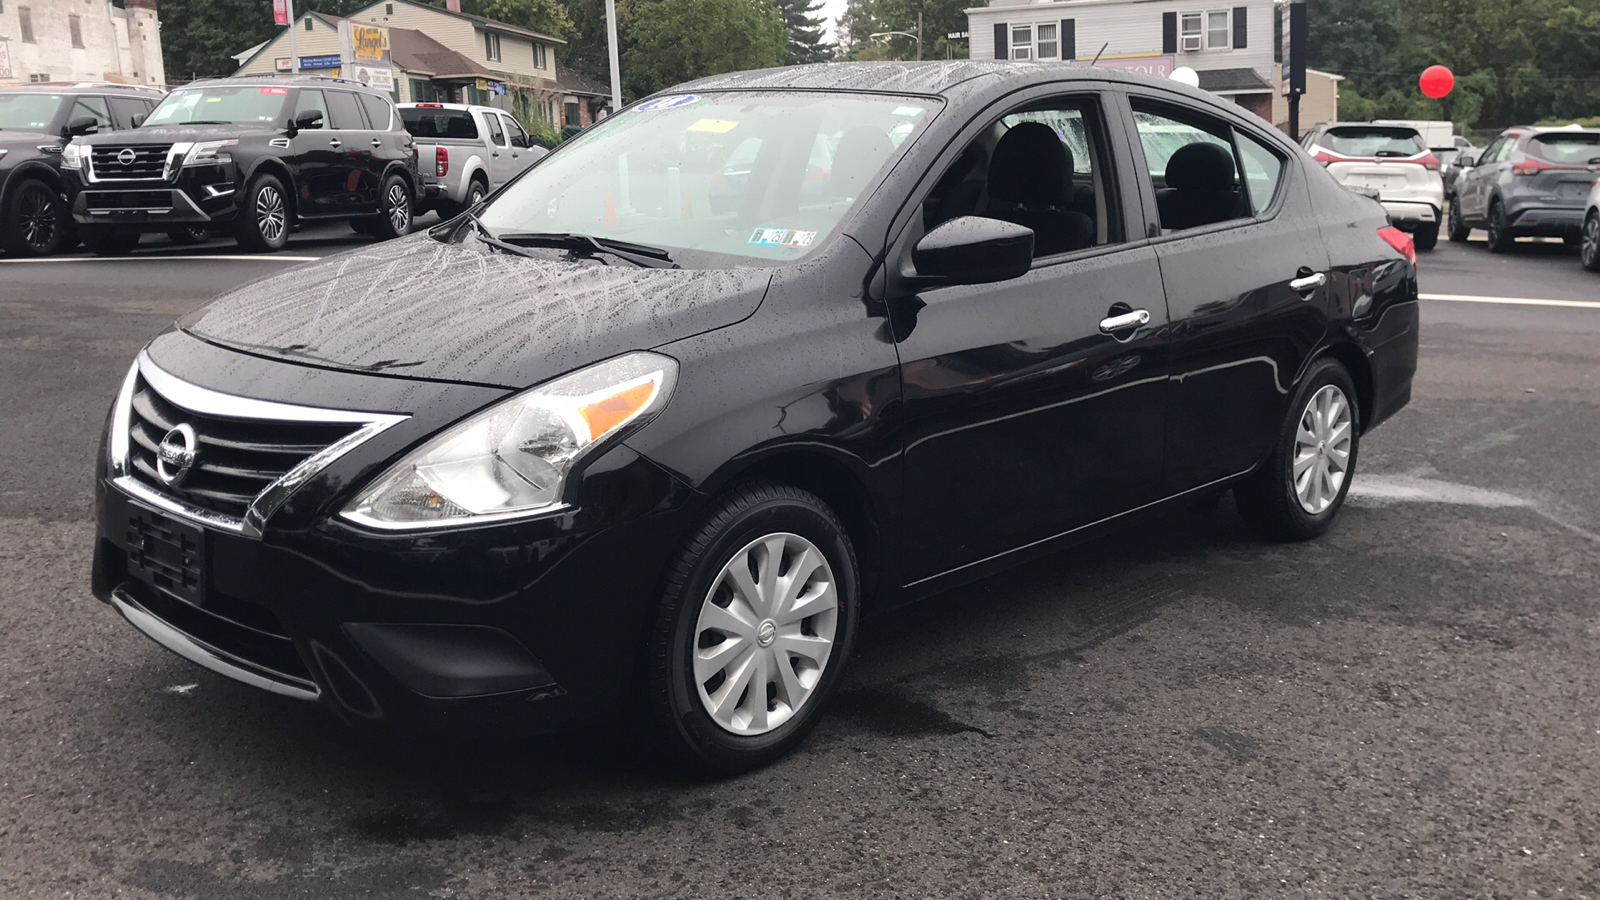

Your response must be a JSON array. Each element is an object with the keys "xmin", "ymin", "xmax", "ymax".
[{"xmin": 127, "ymin": 505, "xmax": 207, "ymax": 606}]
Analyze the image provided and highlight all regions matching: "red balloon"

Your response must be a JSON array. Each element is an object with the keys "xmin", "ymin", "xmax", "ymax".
[{"xmin": 1420, "ymin": 65, "xmax": 1455, "ymax": 99}]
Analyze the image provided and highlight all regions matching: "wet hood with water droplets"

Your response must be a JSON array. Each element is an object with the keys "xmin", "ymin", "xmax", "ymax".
[{"xmin": 180, "ymin": 233, "xmax": 772, "ymax": 390}]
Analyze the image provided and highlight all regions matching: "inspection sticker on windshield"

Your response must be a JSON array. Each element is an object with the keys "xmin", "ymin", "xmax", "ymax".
[
  {"xmin": 749, "ymin": 228, "xmax": 817, "ymax": 248},
  {"xmin": 637, "ymin": 95, "xmax": 699, "ymax": 111},
  {"xmin": 687, "ymin": 119, "xmax": 739, "ymax": 133}
]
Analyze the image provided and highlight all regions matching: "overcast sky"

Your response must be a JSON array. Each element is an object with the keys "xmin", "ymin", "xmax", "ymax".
[{"xmin": 820, "ymin": 0, "xmax": 850, "ymax": 41}]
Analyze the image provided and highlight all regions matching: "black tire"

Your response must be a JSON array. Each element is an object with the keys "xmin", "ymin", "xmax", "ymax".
[
  {"xmin": 235, "ymin": 173, "xmax": 291, "ymax": 253},
  {"xmin": 2, "ymin": 178, "xmax": 68, "ymax": 257},
  {"xmin": 1234, "ymin": 358, "xmax": 1361, "ymax": 542},
  {"xmin": 1582, "ymin": 213, "xmax": 1600, "ymax": 273},
  {"xmin": 646, "ymin": 482, "xmax": 860, "ymax": 777},
  {"xmin": 1413, "ymin": 221, "xmax": 1439, "ymax": 251},
  {"xmin": 166, "ymin": 226, "xmax": 209, "ymax": 246},
  {"xmin": 1446, "ymin": 197, "xmax": 1470, "ymax": 242},
  {"xmin": 369, "ymin": 173, "xmax": 413, "ymax": 241},
  {"xmin": 77, "ymin": 225, "xmax": 142, "ymax": 257},
  {"xmin": 1485, "ymin": 200, "xmax": 1515, "ymax": 253}
]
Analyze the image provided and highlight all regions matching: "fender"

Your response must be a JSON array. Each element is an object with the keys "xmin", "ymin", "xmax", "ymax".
[
  {"xmin": 0, "ymin": 160, "xmax": 64, "ymax": 209},
  {"xmin": 239, "ymin": 157, "xmax": 297, "ymax": 216}
]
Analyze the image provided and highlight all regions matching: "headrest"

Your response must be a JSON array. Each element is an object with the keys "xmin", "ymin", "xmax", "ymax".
[
  {"xmin": 989, "ymin": 122, "xmax": 1074, "ymax": 205},
  {"xmin": 1165, "ymin": 142, "xmax": 1236, "ymax": 192},
  {"xmin": 829, "ymin": 126, "xmax": 894, "ymax": 198}
]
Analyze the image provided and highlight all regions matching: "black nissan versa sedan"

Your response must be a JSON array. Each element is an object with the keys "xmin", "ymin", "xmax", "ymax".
[{"xmin": 92, "ymin": 62, "xmax": 1418, "ymax": 774}]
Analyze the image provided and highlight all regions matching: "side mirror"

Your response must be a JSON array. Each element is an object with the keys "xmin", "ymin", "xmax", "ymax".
[
  {"xmin": 1458, "ymin": 155, "xmax": 1476, "ymax": 168},
  {"xmin": 132, "ymin": 113, "xmax": 146, "ymax": 128},
  {"xmin": 913, "ymin": 216, "xmax": 1034, "ymax": 286},
  {"xmin": 65, "ymin": 115, "xmax": 100, "ymax": 137},
  {"xmin": 291, "ymin": 110, "xmax": 324, "ymax": 133}
]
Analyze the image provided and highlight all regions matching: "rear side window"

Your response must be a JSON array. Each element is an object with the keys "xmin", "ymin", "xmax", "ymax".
[
  {"xmin": 1527, "ymin": 133, "xmax": 1600, "ymax": 165},
  {"xmin": 1132, "ymin": 105, "xmax": 1254, "ymax": 233},
  {"xmin": 357, "ymin": 93, "xmax": 392, "ymax": 130},
  {"xmin": 1235, "ymin": 132, "xmax": 1286, "ymax": 216},
  {"xmin": 1320, "ymin": 126, "xmax": 1425, "ymax": 158},
  {"xmin": 326, "ymin": 91, "xmax": 364, "ymax": 129},
  {"xmin": 400, "ymin": 108, "xmax": 478, "ymax": 139}
]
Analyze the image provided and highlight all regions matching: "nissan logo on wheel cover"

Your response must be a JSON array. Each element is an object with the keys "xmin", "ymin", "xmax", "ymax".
[
  {"xmin": 156, "ymin": 424, "xmax": 198, "ymax": 485},
  {"xmin": 117, "ymin": 148, "xmax": 137, "ymax": 165}
]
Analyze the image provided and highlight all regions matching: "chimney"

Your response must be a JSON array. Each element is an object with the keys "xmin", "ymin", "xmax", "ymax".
[{"xmin": 446, "ymin": 0, "xmax": 460, "ymax": 10}]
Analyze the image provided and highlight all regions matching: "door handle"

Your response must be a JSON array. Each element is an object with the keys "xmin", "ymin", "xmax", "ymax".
[
  {"xmin": 1098, "ymin": 308, "xmax": 1150, "ymax": 335},
  {"xmin": 1289, "ymin": 272, "xmax": 1327, "ymax": 293},
  {"xmin": 492, "ymin": 151, "xmax": 500, "ymax": 157},
  {"xmin": 328, "ymin": 139, "xmax": 342, "ymax": 148},
  {"xmin": 370, "ymin": 139, "xmax": 382, "ymax": 148}
]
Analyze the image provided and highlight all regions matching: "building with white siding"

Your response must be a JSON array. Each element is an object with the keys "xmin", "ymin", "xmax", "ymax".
[
  {"xmin": 966, "ymin": 0, "xmax": 1275, "ymax": 120},
  {"xmin": 0, "ymin": 0, "xmax": 164, "ymax": 87}
]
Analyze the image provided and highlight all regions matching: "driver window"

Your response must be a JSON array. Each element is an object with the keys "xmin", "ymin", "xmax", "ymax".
[
  {"xmin": 503, "ymin": 115, "xmax": 528, "ymax": 148},
  {"xmin": 293, "ymin": 90, "xmax": 327, "ymax": 129},
  {"xmin": 922, "ymin": 97, "xmax": 1120, "ymax": 257}
]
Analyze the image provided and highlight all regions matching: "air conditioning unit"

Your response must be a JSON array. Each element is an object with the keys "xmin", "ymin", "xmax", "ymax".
[{"xmin": 1181, "ymin": 34, "xmax": 1202, "ymax": 51}]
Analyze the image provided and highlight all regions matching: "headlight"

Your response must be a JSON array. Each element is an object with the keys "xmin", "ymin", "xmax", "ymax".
[
  {"xmin": 60, "ymin": 144, "xmax": 81, "ymax": 169},
  {"xmin": 342, "ymin": 352, "xmax": 677, "ymax": 529},
  {"xmin": 183, "ymin": 140, "xmax": 237, "ymax": 166}
]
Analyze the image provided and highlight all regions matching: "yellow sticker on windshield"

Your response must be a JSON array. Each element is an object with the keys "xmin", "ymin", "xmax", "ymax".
[
  {"xmin": 687, "ymin": 119, "xmax": 739, "ymax": 134},
  {"xmin": 206, "ymin": 97, "xmax": 222, "ymax": 102}
]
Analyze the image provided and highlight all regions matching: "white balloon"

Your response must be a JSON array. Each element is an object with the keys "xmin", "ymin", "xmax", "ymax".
[{"xmin": 1170, "ymin": 66, "xmax": 1201, "ymax": 88}]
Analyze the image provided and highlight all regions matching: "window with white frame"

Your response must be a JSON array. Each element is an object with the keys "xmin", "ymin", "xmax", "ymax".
[
  {"xmin": 1035, "ymin": 23, "xmax": 1059, "ymax": 60},
  {"xmin": 1179, "ymin": 13, "xmax": 1202, "ymax": 51},
  {"xmin": 1207, "ymin": 10, "xmax": 1230, "ymax": 48},
  {"xmin": 1181, "ymin": 10, "xmax": 1231, "ymax": 51},
  {"xmin": 1010, "ymin": 24, "xmax": 1032, "ymax": 61},
  {"xmin": 484, "ymin": 31, "xmax": 502, "ymax": 62}
]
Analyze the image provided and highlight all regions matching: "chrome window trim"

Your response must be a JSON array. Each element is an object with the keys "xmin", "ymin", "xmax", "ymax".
[{"xmin": 109, "ymin": 351, "xmax": 408, "ymax": 539}]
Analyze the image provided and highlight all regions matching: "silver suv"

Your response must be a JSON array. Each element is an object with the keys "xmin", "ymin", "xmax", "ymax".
[
  {"xmin": 1447, "ymin": 125, "xmax": 1600, "ymax": 253},
  {"xmin": 1302, "ymin": 123, "xmax": 1445, "ymax": 250}
]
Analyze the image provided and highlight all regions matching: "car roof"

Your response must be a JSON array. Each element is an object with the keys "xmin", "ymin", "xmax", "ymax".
[
  {"xmin": 0, "ymin": 82, "xmax": 163, "ymax": 95},
  {"xmin": 677, "ymin": 60, "xmax": 1191, "ymax": 103},
  {"xmin": 186, "ymin": 74, "xmax": 389, "ymax": 94}
]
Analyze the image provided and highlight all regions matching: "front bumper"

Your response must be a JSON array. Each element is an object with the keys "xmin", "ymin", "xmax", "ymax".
[{"xmin": 65, "ymin": 166, "xmax": 240, "ymax": 229}]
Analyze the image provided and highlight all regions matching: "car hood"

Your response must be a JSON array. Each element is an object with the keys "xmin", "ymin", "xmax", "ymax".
[
  {"xmin": 0, "ymin": 129, "xmax": 56, "ymax": 147},
  {"xmin": 178, "ymin": 232, "xmax": 773, "ymax": 390},
  {"xmin": 77, "ymin": 124, "xmax": 270, "ymax": 144}
]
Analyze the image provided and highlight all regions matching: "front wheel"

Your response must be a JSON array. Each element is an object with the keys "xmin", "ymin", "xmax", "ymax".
[
  {"xmin": 1413, "ymin": 222, "xmax": 1439, "ymax": 251},
  {"xmin": 646, "ymin": 482, "xmax": 859, "ymax": 777},
  {"xmin": 1582, "ymin": 213, "xmax": 1600, "ymax": 273},
  {"xmin": 2, "ymin": 178, "xmax": 68, "ymax": 256},
  {"xmin": 1235, "ymin": 358, "xmax": 1360, "ymax": 541},
  {"xmin": 1446, "ymin": 197, "xmax": 1470, "ymax": 242},
  {"xmin": 235, "ymin": 174, "xmax": 290, "ymax": 253},
  {"xmin": 1485, "ymin": 201, "xmax": 1515, "ymax": 253}
]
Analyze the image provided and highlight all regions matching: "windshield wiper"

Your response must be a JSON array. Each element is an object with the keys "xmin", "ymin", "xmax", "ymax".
[
  {"xmin": 495, "ymin": 230, "xmax": 679, "ymax": 269},
  {"xmin": 456, "ymin": 212, "xmax": 542, "ymax": 259},
  {"xmin": 177, "ymin": 120, "xmax": 238, "ymax": 126}
]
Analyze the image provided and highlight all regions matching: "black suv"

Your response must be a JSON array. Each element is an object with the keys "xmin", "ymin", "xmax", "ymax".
[
  {"xmin": 0, "ymin": 83, "xmax": 163, "ymax": 256},
  {"xmin": 62, "ymin": 75, "xmax": 417, "ymax": 255}
]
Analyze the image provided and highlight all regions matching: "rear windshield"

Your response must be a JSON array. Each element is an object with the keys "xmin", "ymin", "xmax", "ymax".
[
  {"xmin": 1321, "ymin": 126, "xmax": 1426, "ymax": 158},
  {"xmin": 1527, "ymin": 133, "xmax": 1600, "ymax": 165},
  {"xmin": 401, "ymin": 108, "xmax": 478, "ymax": 139}
]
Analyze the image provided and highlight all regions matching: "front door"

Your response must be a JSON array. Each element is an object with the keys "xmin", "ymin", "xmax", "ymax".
[
  {"xmin": 1121, "ymin": 94, "xmax": 1331, "ymax": 492},
  {"xmin": 889, "ymin": 91, "xmax": 1171, "ymax": 586}
]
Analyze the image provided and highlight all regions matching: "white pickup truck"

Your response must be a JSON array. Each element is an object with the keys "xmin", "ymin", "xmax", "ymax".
[{"xmin": 400, "ymin": 102, "xmax": 546, "ymax": 218}]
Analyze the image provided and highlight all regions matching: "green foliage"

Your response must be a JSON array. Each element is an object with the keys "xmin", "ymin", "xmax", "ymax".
[
  {"xmin": 777, "ymin": 0, "xmax": 833, "ymax": 65},
  {"xmin": 511, "ymin": 90, "xmax": 563, "ymax": 146},
  {"xmin": 623, "ymin": 0, "xmax": 788, "ymax": 96},
  {"xmin": 161, "ymin": 0, "xmax": 371, "ymax": 82},
  {"xmin": 1307, "ymin": 0, "xmax": 1600, "ymax": 129},
  {"xmin": 453, "ymin": 0, "xmax": 576, "ymax": 40},
  {"xmin": 838, "ymin": 0, "xmax": 970, "ymax": 61}
]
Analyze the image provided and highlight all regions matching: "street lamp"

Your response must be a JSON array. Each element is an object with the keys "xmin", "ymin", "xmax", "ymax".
[{"xmin": 869, "ymin": 12, "xmax": 923, "ymax": 61}]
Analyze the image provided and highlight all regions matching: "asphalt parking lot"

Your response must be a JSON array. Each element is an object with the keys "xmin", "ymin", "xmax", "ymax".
[{"xmin": 2, "ymin": 225, "xmax": 1598, "ymax": 898}]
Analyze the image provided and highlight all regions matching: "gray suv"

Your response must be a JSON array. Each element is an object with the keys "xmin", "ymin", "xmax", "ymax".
[{"xmin": 1447, "ymin": 125, "xmax": 1600, "ymax": 252}]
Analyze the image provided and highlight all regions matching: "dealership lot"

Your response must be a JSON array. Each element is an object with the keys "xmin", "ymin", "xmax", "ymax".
[{"xmin": 2, "ymin": 231, "xmax": 1598, "ymax": 897}]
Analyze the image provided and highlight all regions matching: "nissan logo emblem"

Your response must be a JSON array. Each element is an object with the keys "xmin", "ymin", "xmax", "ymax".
[
  {"xmin": 117, "ymin": 148, "xmax": 137, "ymax": 165},
  {"xmin": 156, "ymin": 424, "xmax": 198, "ymax": 486}
]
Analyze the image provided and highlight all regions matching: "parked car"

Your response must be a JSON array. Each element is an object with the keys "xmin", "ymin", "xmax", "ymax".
[
  {"xmin": 61, "ymin": 74, "xmax": 417, "ymax": 255},
  {"xmin": 401, "ymin": 102, "xmax": 545, "ymax": 218},
  {"xmin": 1582, "ymin": 178, "xmax": 1600, "ymax": 272},
  {"xmin": 91, "ymin": 63, "xmax": 1418, "ymax": 774},
  {"xmin": 1439, "ymin": 144, "xmax": 1477, "ymax": 196},
  {"xmin": 1302, "ymin": 122, "xmax": 1445, "ymax": 250},
  {"xmin": 1446, "ymin": 125, "xmax": 1600, "ymax": 252},
  {"xmin": 0, "ymin": 82, "xmax": 163, "ymax": 256}
]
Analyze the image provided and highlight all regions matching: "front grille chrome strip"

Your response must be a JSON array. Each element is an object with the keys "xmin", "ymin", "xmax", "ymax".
[{"xmin": 109, "ymin": 351, "xmax": 408, "ymax": 540}]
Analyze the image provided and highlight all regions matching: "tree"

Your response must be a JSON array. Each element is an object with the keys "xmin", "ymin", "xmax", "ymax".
[
  {"xmin": 623, "ymin": 0, "xmax": 788, "ymax": 96},
  {"xmin": 457, "ymin": 0, "xmax": 576, "ymax": 40},
  {"xmin": 836, "ymin": 0, "xmax": 969, "ymax": 61},
  {"xmin": 776, "ymin": 0, "xmax": 832, "ymax": 65}
]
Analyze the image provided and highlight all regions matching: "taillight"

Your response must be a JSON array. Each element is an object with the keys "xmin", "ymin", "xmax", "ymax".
[
  {"xmin": 1378, "ymin": 225, "xmax": 1416, "ymax": 266},
  {"xmin": 435, "ymin": 146, "xmax": 448, "ymax": 178},
  {"xmin": 1510, "ymin": 157, "xmax": 1575, "ymax": 177},
  {"xmin": 1417, "ymin": 154, "xmax": 1440, "ymax": 171}
]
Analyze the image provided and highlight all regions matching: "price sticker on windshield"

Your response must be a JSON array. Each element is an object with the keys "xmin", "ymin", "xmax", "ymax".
[
  {"xmin": 749, "ymin": 228, "xmax": 817, "ymax": 248},
  {"xmin": 636, "ymin": 95, "xmax": 699, "ymax": 112},
  {"xmin": 260, "ymin": 87, "xmax": 290, "ymax": 95}
]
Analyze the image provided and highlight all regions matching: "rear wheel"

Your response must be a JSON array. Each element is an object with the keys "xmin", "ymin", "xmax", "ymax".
[
  {"xmin": 78, "ymin": 225, "xmax": 141, "ymax": 257},
  {"xmin": 1413, "ymin": 222, "xmax": 1439, "ymax": 251},
  {"xmin": 369, "ymin": 174, "xmax": 412, "ymax": 241},
  {"xmin": 235, "ymin": 174, "xmax": 290, "ymax": 253},
  {"xmin": 3, "ymin": 178, "xmax": 68, "ymax": 257},
  {"xmin": 1235, "ymin": 358, "xmax": 1360, "ymax": 542},
  {"xmin": 1485, "ymin": 200, "xmax": 1515, "ymax": 253},
  {"xmin": 646, "ymin": 482, "xmax": 859, "ymax": 777},
  {"xmin": 1446, "ymin": 197, "xmax": 1470, "ymax": 242},
  {"xmin": 1582, "ymin": 213, "xmax": 1600, "ymax": 273}
]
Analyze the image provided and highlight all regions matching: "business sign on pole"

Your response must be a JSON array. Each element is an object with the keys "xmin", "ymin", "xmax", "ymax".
[
  {"xmin": 339, "ymin": 21, "xmax": 394, "ymax": 91},
  {"xmin": 0, "ymin": 39, "xmax": 12, "ymax": 80},
  {"xmin": 1281, "ymin": 1, "xmax": 1306, "ymax": 95}
]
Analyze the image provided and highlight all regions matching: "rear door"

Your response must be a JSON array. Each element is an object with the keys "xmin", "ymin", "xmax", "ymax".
[
  {"xmin": 481, "ymin": 110, "xmax": 514, "ymax": 187},
  {"xmin": 1122, "ymin": 92, "xmax": 1331, "ymax": 492},
  {"xmin": 325, "ymin": 89, "xmax": 373, "ymax": 212}
]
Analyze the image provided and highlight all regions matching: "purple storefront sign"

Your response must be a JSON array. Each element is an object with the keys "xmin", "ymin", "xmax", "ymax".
[{"xmin": 1090, "ymin": 55, "xmax": 1176, "ymax": 78}]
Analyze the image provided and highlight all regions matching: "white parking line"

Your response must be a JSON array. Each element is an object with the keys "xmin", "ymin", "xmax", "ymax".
[
  {"xmin": 1420, "ymin": 293, "xmax": 1600, "ymax": 310},
  {"xmin": 0, "ymin": 254, "xmax": 322, "ymax": 264}
]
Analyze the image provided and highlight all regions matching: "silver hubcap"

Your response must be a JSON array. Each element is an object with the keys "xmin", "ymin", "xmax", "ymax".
[
  {"xmin": 1584, "ymin": 216, "xmax": 1598, "ymax": 267},
  {"xmin": 387, "ymin": 184, "xmax": 409, "ymax": 232},
  {"xmin": 693, "ymin": 532, "xmax": 838, "ymax": 736},
  {"xmin": 1293, "ymin": 384, "xmax": 1353, "ymax": 515},
  {"xmin": 256, "ymin": 186, "xmax": 285, "ymax": 242}
]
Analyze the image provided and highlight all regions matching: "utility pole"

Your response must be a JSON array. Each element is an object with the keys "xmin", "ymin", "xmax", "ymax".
[
  {"xmin": 917, "ymin": 11, "xmax": 922, "ymax": 61},
  {"xmin": 605, "ymin": 0, "xmax": 621, "ymax": 113},
  {"xmin": 286, "ymin": 0, "xmax": 299, "ymax": 74}
]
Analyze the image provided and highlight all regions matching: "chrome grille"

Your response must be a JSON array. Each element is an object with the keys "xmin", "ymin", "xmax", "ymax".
[
  {"xmin": 127, "ymin": 375, "xmax": 359, "ymax": 519},
  {"xmin": 91, "ymin": 144, "xmax": 170, "ymax": 180}
]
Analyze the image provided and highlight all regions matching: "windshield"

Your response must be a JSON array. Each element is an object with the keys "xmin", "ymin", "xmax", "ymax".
[
  {"xmin": 143, "ymin": 85, "xmax": 290, "ymax": 127},
  {"xmin": 402, "ymin": 107, "xmax": 478, "ymax": 139},
  {"xmin": 1528, "ymin": 133, "xmax": 1600, "ymax": 164},
  {"xmin": 476, "ymin": 91, "xmax": 937, "ymax": 264},
  {"xmin": 0, "ymin": 93, "xmax": 65, "ymax": 131},
  {"xmin": 1321, "ymin": 127, "xmax": 1426, "ymax": 158}
]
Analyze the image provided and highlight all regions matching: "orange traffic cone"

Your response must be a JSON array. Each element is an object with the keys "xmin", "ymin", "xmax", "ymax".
[{"xmin": 603, "ymin": 191, "xmax": 617, "ymax": 229}]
